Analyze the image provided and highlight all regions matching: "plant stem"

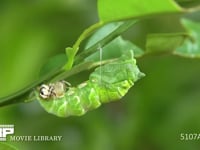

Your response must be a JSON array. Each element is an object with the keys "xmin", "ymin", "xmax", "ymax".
[
  {"xmin": 72, "ymin": 22, "xmax": 103, "ymax": 54},
  {"xmin": 63, "ymin": 22, "xmax": 103, "ymax": 70}
]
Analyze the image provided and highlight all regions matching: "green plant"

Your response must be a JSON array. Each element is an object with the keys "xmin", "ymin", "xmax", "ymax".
[{"xmin": 0, "ymin": 0, "xmax": 200, "ymax": 117}]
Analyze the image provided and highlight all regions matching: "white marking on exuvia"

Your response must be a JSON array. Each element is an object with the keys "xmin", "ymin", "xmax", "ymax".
[
  {"xmin": 90, "ymin": 88, "xmax": 95, "ymax": 95},
  {"xmin": 62, "ymin": 101, "xmax": 68, "ymax": 107},
  {"xmin": 59, "ymin": 101, "xmax": 68, "ymax": 112},
  {"xmin": 48, "ymin": 100, "xmax": 57, "ymax": 113},
  {"xmin": 64, "ymin": 101, "xmax": 68, "ymax": 116},
  {"xmin": 117, "ymin": 87, "xmax": 124, "ymax": 97},
  {"xmin": 74, "ymin": 96, "xmax": 80, "ymax": 104}
]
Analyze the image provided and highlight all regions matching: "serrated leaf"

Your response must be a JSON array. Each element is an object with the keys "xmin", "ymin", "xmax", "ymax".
[
  {"xmin": 174, "ymin": 19, "xmax": 200, "ymax": 58},
  {"xmin": 98, "ymin": 0, "xmax": 182, "ymax": 22}
]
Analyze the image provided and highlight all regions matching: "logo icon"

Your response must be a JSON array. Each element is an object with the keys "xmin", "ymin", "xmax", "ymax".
[{"xmin": 0, "ymin": 125, "xmax": 14, "ymax": 141}]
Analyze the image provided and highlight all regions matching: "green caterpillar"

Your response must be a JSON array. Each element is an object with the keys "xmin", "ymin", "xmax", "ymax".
[{"xmin": 35, "ymin": 50, "xmax": 144, "ymax": 117}]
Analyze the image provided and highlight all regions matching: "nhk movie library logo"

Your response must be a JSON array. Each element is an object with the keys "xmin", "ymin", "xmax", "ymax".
[
  {"xmin": 0, "ymin": 124, "xmax": 62, "ymax": 142},
  {"xmin": 0, "ymin": 125, "xmax": 14, "ymax": 141}
]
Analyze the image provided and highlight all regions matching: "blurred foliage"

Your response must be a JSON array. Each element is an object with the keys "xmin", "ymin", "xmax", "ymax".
[
  {"xmin": 0, "ymin": 0, "xmax": 97, "ymax": 97},
  {"xmin": 0, "ymin": 143, "xmax": 17, "ymax": 150},
  {"xmin": 0, "ymin": 0, "xmax": 200, "ymax": 150},
  {"xmin": 174, "ymin": 19, "xmax": 200, "ymax": 57}
]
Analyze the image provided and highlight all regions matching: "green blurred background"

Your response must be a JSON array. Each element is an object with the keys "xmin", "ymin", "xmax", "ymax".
[{"xmin": 0, "ymin": 1, "xmax": 200, "ymax": 150}]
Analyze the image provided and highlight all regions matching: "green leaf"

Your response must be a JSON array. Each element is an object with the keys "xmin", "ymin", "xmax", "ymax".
[
  {"xmin": 174, "ymin": 19, "xmax": 200, "ymax": 58},
  {"xmin": 146, "ymin": 33, "xmax": 190, "ymax": 54},
  {"xmin": 85, "ymin": 36, "xmax": 144, "ymax": 61},
  {"xmin": 39, "ymin": 53, "xmax": 67, "ymax": 77},
  {"xmin": 63, "ymin": 47, "xmax": 75, "ymax": 70},
  {"xmin": 74, "ymin": 20, "xmax": 137, "ymax": 64},
  {"xmin": 0, "ymin": 143, "xmax": 18, "ymax": 150},
  {"xmin": 84, "ymin": 22, "xmax": 125, "ymax": 49},
  {"xmin": 98, "ymin": 0, "xmax": 182, "ymax": 22}
]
